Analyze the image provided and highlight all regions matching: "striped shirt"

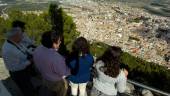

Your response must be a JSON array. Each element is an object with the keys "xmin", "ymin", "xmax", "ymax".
[
  {"xmin": 21, "ymin": 33, "xmax": 34, "ymax": 48},
  {"xmin": 2, "ymin": 41, "xmax": 31, "ymax": 72}
]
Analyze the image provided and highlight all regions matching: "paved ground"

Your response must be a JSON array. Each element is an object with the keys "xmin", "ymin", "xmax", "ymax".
[{"xmin": 0, "ymin": 58, "xmax": 9, "ymax": 80}]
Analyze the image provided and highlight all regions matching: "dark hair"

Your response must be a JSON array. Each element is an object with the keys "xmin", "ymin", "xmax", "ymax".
[
  {"xmin": 41, "ymin": 31, "xmax": 61, "ymax": 48},
  {"xmin": 12, "ymin": 20, "xmax": 25, "ymax": 30},
  {"xmin": 72, "ymin": 37, "xmax": 90, "ymax": 56},
  {"xmin": 69, "ymin": 37, "xmax": 90, "ymax": 75},
  {"xmin": 96, "ymin": 46, "xmax": 122, "ymax": 77}
]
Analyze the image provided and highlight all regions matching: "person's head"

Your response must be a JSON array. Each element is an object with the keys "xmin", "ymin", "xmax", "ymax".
[
  {"xmin": 12, "ymin": 20, "xmax": 25, "ymax": 32},
  {"xmin": 41, "ymin": 31, "xmax": 61, "ymax": 49},
  {"xmin": 6, "ymin": 27, "xmax": 23, "ymax": 43},
  {"xmin": 72, "ymin": 37, "xmax": 90, "ymax": 56},
  {"xmin": 97, "ymin": 46, "xmax": 123, "ymax": 77}
]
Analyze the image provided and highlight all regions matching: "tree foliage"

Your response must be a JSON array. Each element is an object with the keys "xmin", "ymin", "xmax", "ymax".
[
  {"xmin": 48, "ymin": 4, "xmax": 79, "ymax": 56},
  {"xmin": 0, "ymin": 3, "xmax": 79, "ymax": 55},
  {"xmin": 0, "ymin": 9, "xmax": 52, "ymax": 47}
]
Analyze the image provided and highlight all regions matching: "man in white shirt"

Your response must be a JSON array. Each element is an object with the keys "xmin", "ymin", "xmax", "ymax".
[{"xmin": 2, "ymin": 27, "xmax": 34, "ymax": 96}]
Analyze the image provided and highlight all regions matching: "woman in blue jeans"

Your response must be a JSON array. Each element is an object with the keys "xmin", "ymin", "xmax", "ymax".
[{"xmin": 67, "ymin": 37, "xmax": 94, "ymax": 96}]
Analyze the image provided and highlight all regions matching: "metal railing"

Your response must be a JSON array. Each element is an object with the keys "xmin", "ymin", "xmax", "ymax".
[{"xmin": 127, "ymin": 80, "xmax": 170, "ymax": 96}]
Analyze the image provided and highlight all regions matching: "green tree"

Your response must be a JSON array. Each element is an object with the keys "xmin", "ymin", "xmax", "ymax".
[
  {"xmin": 0, "ymin": 16, "xmax": 11, "ymax": 55},
  {"xmin": 49, "ymin": 4, "xmax": 79, "ymax": 56},
  {"xmin": 24, "ymin": 12, "xmax": 52, "ymax": 45}
]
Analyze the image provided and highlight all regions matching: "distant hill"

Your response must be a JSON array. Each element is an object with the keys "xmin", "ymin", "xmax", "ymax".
[{"xmin": 0, "ymin": 0, "xmax": 57, "ymax": 3}]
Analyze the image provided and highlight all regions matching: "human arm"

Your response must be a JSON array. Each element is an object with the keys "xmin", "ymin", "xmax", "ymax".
[
  {"xmin": 52, "ymin": 54, "xmax": 70, "ymax": 78},
  {"xmin": 2, "ymin": 47, "xmax": 31, "ymax": 71},
  {"xmin": 84, "ymin": 54, "xmax": 94, "ymax": 66},
  {"xmin": 116, "ymin": 70, "xmax": 128, "ymax": 93}
]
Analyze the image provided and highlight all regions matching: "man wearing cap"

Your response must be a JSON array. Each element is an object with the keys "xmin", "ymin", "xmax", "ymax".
[
  {"xmin": 2, "ymin": 27, "xmax": 34, "ymax": 96},
  {"xmin": 12, "ymin": 20, "xmax": 35, "ymax": 49},
  {"xmin": 12, "ymin": 20, "xmax": 36, "ymax": 57}
]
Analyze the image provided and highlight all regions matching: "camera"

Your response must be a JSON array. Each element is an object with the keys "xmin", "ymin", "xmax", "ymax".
[{"xmin": 26, "ymin": 52, "xmax": 33, "ymax": 60}]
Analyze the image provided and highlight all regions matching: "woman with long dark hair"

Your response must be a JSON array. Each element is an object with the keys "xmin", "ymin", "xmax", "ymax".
[
  {"xmin": 91, "ymin": 46, "xmax": 128, "ymax": 96},
  {"xmin": 67, "ymin": 37, "xmax": 94, "ymax": 96}
]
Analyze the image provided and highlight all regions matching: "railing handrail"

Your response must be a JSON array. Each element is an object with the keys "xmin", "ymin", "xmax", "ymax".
[{"xmin": 127, "ymin": 79, "xmax": 170, "ymax": 96}]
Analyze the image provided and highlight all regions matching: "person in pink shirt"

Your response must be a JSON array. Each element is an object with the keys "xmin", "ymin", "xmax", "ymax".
[{"xmin": 33, "ymin": 31, "xmax": 70, "ymax": 96}]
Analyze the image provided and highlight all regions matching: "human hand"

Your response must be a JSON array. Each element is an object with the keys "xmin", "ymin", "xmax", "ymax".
[
  {"xmin": 28, "ymin": 57, "xmax": 34, "ymax": 65},
  {"xmin": 123, "ymin": 69, "xmax": 128, "ymax": 77}
]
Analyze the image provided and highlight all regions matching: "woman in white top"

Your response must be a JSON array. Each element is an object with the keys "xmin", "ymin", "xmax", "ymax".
[{"xmin": 91, "ymin": 46, "xmax": 128, "ymax": 96}]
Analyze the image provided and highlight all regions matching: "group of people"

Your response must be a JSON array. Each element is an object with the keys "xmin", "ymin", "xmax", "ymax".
[{"xmin": 2, "ymin": 20, "xmax": 128, "ymax": 96}]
